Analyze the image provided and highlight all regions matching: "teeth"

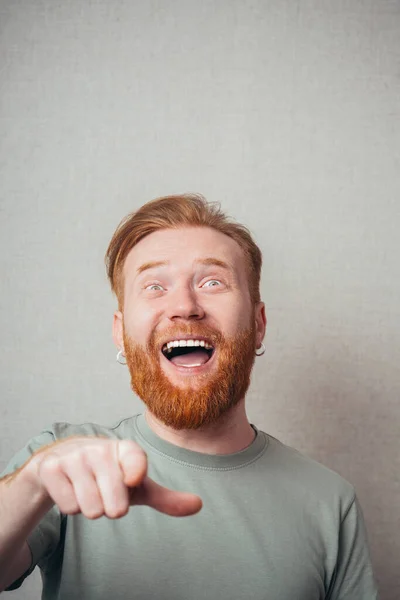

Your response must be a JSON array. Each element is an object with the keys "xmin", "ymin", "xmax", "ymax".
[{"xmin": 162, "ymin": 339, "xmax": 214, "ymax": 352}]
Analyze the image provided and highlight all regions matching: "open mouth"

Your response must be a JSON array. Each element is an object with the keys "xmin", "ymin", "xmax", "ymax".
[{"xmin": 161, "ymin": 339, "xmax": 215, "ymax": 368}]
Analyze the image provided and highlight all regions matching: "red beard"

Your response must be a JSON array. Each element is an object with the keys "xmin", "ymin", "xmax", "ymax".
[{"xmin": 123, "ymin": 320, "xmax": 256, "ymax": 430}]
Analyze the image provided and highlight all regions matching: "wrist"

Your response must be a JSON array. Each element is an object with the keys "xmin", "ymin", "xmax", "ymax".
[{"xmin": 17, "ymin": 454, "xmax": 54, "ymax": 513}]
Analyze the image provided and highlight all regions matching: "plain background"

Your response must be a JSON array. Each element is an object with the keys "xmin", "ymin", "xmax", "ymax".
[{"xmin": 0, "ymin": 1, "xmax": 399, "ymax": 598}]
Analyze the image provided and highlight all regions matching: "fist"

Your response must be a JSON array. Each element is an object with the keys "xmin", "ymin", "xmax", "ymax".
[{"xmin": 26, "ymin": 437, "xmax": 202, "ymax": 520}]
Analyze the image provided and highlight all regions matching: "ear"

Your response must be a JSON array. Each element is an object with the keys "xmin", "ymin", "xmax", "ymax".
[
  {"xmin": 254, "ymin": 302, "xmax": 267, "ymax": 348},
  {"xmin": 112, "ymin": 310, "xmax": 125, "ymax": 352}
]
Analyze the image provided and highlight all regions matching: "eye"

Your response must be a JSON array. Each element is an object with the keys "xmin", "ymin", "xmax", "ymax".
[
  {"xmin": 145, "ymin": 283, "xmax": 165, "ymax": 291},
  {"xmin": 202, "ymin": 279, "xmax": 222, "ymax": 288}
]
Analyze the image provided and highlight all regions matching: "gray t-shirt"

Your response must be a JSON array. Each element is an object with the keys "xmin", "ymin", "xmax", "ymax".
[{"xmin": 2, "ymin": 413, "xmax": 378, "ymax": 599}]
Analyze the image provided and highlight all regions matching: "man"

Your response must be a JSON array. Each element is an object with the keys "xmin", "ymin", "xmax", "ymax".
[{"xmin": 0, "ymin": 194, "xmax": 378, "ymax": 599}]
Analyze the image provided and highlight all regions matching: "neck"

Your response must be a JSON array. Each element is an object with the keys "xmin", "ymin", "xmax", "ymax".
[{"xmin": 144, "ymin": 400, "xmax": 255, "ymax": 454}]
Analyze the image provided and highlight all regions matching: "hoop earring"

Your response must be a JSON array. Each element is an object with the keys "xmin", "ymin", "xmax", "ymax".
[
  {"xmin": 255, "ymin": 342, "xmax": 266, "ymax": 357},
  {"xmin": 116, "ymin": 349, "xmax": 127, "ymax": 365}
]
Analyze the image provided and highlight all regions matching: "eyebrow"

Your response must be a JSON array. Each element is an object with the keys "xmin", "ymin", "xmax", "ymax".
[
  {"xmin": 136, "ymin": 258, "xmax": 231, "ymax": 276},
  {"xmin": 197, "ymin": 258, "xmax": 231, "ymax": 270},
  {"xmin": 136, "ymin": 260, "xmax": 168, "ymax": 275}
]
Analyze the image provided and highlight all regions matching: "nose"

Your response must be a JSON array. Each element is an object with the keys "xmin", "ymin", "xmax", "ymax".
[{"xmin": 166, "ymin": 286, "xmax": 205, "ymax": 321}]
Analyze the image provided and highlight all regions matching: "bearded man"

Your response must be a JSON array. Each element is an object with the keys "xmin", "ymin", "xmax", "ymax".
[{"xmin": 0, "ymin": 194, "xmax": 378, "ymax": 599}]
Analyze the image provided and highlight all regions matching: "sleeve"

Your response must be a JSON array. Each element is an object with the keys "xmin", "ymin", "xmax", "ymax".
[
  {"xmin": 326, "ymin": 495, "xmax": 379, "ymax": 600},
  {"xmin": 0, "ymin": 429, "xmax": 65, "ymax": 591}
]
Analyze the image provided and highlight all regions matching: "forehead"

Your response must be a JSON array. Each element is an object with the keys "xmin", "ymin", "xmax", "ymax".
[{"xmin": 123, "ymin": 226, "xmax": 246, "ymax": 277}]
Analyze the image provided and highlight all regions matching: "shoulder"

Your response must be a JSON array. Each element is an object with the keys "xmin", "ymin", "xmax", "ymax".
[
  {"xmin": 48, "ymin": 414, "xmax": 141, "ymax": 441},
  {"xmin": 1, "ymin": 415, "xmax": 141, "ymax": 477},
  {"xmin": 259, "ymin": 429, "xmax": 356, "ymax": 516}
]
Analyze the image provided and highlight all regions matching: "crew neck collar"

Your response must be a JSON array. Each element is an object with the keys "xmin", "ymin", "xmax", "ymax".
[{"xmin": 133, "ymin": 413, "xmax": 268, "ymax": 470}]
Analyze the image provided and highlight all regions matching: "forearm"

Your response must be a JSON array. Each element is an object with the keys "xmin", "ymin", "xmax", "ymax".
[{"xmin": 0, "ymin": 463, "xmax": 53, "ymax": 588}]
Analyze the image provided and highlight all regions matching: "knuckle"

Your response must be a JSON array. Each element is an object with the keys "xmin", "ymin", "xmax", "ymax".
[
  {"xmin": 90, "ymin": 444, "xmax": 109, "ymax": 463},
  {"xmin": 118, "ymin": 439, "xmax": 145, "ymax": 458},
  {"xmin": 39, "ymin": 455, "xmax": 61, "ymax": 477},
  {"xmin": 55, "ymin": 451, "xmax": 84, "ymax": 473}
]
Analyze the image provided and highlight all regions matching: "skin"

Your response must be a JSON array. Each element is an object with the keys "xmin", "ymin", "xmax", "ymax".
[
  {"xmin": 0, "ymin": 225, "xmax": 267, "ymax": 586},
  {"xmin": 113, "ymin": 226, "xmax": 267, "ymax": 455}
]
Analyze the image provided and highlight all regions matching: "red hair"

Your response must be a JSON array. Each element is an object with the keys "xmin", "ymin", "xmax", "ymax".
[{"xmin": 105, "ymin": 193, "xmax": 262, "ymax": 308}]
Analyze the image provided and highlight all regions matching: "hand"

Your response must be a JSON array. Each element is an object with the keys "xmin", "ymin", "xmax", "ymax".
[{"xmin": 25, "ymin": 437, "xmax": 202, "ymax": 520}]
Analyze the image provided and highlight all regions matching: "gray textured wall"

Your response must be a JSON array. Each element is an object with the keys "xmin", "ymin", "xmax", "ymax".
[{"xmin": 1, "ymin": 1, "xmax": 399, "ymax": 598}]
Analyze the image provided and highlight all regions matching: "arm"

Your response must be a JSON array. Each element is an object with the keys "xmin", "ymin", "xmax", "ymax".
[
  {"xmin": 0, "ymin": 465, "xmax": 54, "ymax": 591},
  {"xmin": 326, "ymin": 495, "xmax": 379, "ymax": 600},
  {"xmin": 0, "ymin": 434, "xmax": 202, "ymax": 592},
  {"xmin": 1, "ymin": 543, "xmax": 32, "ymax": 592}
]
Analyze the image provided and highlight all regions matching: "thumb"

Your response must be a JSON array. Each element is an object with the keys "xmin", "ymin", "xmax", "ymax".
[{"xmin": 130, "ymin": 476, "xmax": 203, "ymax": 517}]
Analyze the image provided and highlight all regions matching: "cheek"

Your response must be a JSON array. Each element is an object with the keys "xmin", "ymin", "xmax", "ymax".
[
  {"xmin": 123, "ymin": 304, "xmax": 159, "ymax": 342},
  {"xmin": 218, "ymin": 301, "xmax": 251, "ymax": 334},
  {"xmin": 232, "ymin": 299, "xmax": 254, "ymax": 331}
]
